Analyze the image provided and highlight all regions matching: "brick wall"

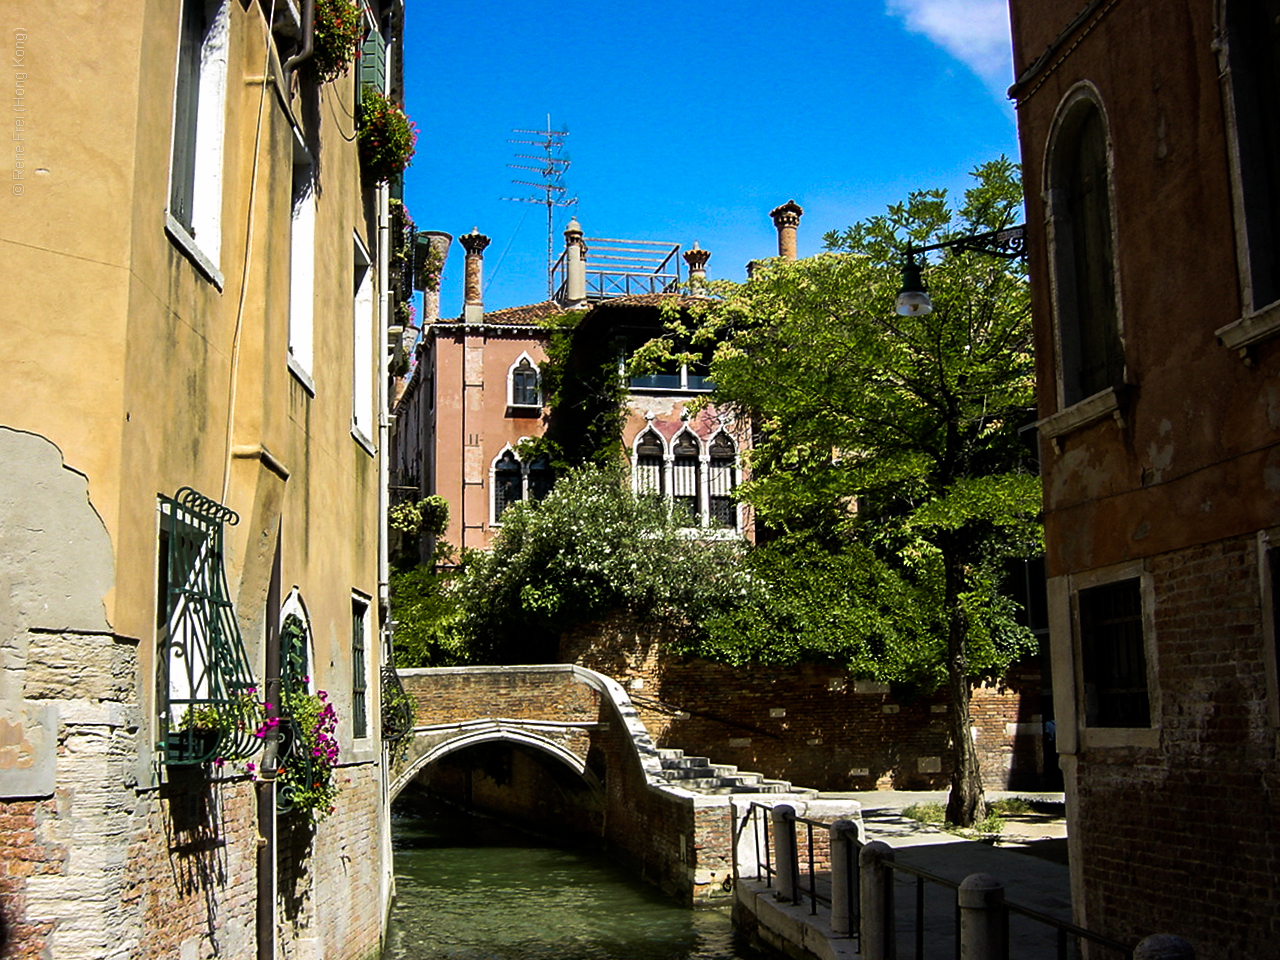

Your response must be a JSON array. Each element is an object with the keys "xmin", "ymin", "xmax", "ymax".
[
  {"xmin": 1072, "ymin": 535, "xmax": 1280, "ymax": 956},
  {"xmin": 561, "ymin": 617, "xmax": 1048, "ymax": 793},
  {"xmin": 0, "ymin": 799, "xmax": 59, "ymax": 959}
]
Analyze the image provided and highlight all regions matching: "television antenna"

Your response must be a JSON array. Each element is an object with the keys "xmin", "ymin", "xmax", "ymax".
[{"xmin": 502, "ymin": 115, "xmax": 577, "ymax": 298}]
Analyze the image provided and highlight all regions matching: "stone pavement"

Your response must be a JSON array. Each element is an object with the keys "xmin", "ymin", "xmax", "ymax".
[{"xmin": 843, "ymin": 790, "xmax": 1076, "ymax": 959}]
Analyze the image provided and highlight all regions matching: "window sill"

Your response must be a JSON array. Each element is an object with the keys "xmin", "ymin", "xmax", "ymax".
[
  {"xmin": 506, "ymin": 403, "xmax": 542, "ymax": 418},
  {"xmin": 1216, "ymin": 297, "xmax": 1280, "ymax": 358},
  {"xmin": 1037, "ymin": 386, "xmax": 1125, "ymax": 441},
  {"xmin": 287, "ymin": 355, "xmax": 315, "ymax": 396},
  {"xmin": 1079, "ymin": 726, "xmax": 1158, "ymax": 750},
  {"xmin": 351, "ymin": 425, "xmax": 376, "ymax": 456},
  {"xmin": 165, "ymin": 212, "xmax": 224, "ymax": 290}
]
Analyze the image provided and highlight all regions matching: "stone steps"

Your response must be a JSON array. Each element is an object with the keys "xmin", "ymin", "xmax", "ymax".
[{"xmin": 656, "ymin": 748, "xmax": 819, "ymax": 798}]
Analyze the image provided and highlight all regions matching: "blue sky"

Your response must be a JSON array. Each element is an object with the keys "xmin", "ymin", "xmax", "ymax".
[{"xmin": 402, "ymin": 1, "xmax": 1020, "ymax": 320}]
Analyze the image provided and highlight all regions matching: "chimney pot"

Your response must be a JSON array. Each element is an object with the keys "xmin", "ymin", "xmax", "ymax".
[
  {"xmin": 563, "ymin": 219, "xmax": 588, "ymax": 306},
  {"xmin": 460, "ymin": 228, "xmax": 491, "ymax": 321},
  {"xmin": 683, "ymin": 242, "xmax": 711, "ymax": 292},
  {"xmin": 769, "ymin": 200, "xmax": 804, "ymax": 260}
]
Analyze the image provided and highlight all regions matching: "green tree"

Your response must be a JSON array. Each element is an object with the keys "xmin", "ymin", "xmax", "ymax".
[
  {"xmin": 461, "ymin": 463, "xmax": 750, "ymax": 664},
  {"xmin": 654, "ymin": 159, "xmax": 1041, "ymax": 825}
]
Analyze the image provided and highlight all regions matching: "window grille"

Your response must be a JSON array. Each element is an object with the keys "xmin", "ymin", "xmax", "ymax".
[
  {"xmin": 157, "ymin": 487, "xmax": 258, "ymax": 766},
  {"xmin": 634, "ymin": 431, "xmax": 665, "ymax": 496},
  {"xmin": 381, "ymin": 664, "xmax": 414, "ymax": 743},
  {"xmin": 351, "ymin": 600, "xmax": 369, "ymax": 739},
  {"xmin": 493, "ymin": 450, "xmax": 523, "ymax": 521},
  {"xmin": 672, "ymin": 434, "xmax": 700, "ymax": 527},
  {"xmin": 276, "ymin": 612, "xmax": 318, "ymax": 814},
  {"xmin": 1079, "ymin": 578, "xmax": 1149, "ymax": 727}
]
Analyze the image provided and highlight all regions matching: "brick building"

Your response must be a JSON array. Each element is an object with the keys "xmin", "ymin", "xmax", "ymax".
[
  {"xmin": 1008, "ymin": 0, "xmax": 1280, "ymax": 953},
  {"xmin": 1, "ymin": 1, "xmax": 411, "ymax": 957},
  {"xmin": 391, "ymin": 213, "xmax": 773, "ymax": 555}
]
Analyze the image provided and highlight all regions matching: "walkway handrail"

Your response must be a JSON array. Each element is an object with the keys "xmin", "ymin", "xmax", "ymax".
[{"xmin": 746, "ymin": 802, "xmax": 1191, "ymax": 960}]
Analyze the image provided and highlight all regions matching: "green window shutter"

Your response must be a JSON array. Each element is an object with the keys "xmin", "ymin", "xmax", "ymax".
[{"xmin": 360, "ymin": 28, "xmax": 386, "ymax": 94}]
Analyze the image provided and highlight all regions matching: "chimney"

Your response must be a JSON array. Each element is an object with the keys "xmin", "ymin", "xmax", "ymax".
[
  {"xmin": 460, "ymin": 227, "xmax": 491, "ymax": 322},
  {"xmin": 563, "ymin": 217, "xmax": 588, "ymax": 307},
  {"xmin": 769, "ymin": 200, "xmax": 804, "ymax": 260},
  {"xmin": 683, "ymin": 242, "xmax": 711, "ymax": 293}
]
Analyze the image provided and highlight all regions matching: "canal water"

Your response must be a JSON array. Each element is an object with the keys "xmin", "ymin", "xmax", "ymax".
[{"xmin": 383, "ymin": 798, "xmax": 765, "ymax": 960}]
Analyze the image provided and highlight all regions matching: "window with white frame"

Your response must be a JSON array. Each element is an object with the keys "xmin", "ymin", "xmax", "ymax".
[
  {"xmin": 352, "ymin": 237, "xmax": 374, "ymax": 449},
  {"xmin": 630, "ymin": 429, "xmax": 739, "ymax": 533},
  {"xmin": 167, "ymin": 0, "xmax": 229, "ymax": 281},
  {"xmin": 508, "ymin": 355, "xmax": 541, "ymax": 409},
  {"xmin": 707, "ymin": 434, "xmax": 738, "ymax": 528},
  {"xmin": 1046, "ymin": 88, "xmax": 1124, "ymax": 410},
  {"xmin": 492, "ymin": 449, "xmax": 523, "ymax": 522},
  {"xmin": 634, "ymin": 429, "xmax": 665, "ymax": 496},
  {"xmin": 351, "ymin": 596, "xmax": 369, "ymax": 739},
  {"xmin": 671, "ymin": 432, "xmax": 701, "ymax": 527},
  {"xmin": 491, "ymin": 448, "xmax": 555, "ymax": 523},
  {"xmin": 289, "ymin": 154, "xmax": 316, "ymax": 390}
]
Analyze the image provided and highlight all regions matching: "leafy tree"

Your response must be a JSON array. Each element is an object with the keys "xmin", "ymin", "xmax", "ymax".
[
  {"xmin": 650, "ymin": 158, "xmax": 1041, "ymax": 825},
  {"xmin": 388, "ymin": 551, "xmax": 470, "ymax": 668},
  {"xmin": 460, "ymin": 463, "xmax": 751, "ymax": 664}
]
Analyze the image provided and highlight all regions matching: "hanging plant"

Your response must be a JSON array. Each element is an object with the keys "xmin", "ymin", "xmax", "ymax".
[
  {"xmin": 308, "ymin": 0, "xmax": 364, "ymax": 83},
  {"xmin": 276, "ymin": 686, "xmax": 341, "ymax": 825},
  {"xmin": 358, "ymin": 88, "xmax": 417, "ymax": 185}
]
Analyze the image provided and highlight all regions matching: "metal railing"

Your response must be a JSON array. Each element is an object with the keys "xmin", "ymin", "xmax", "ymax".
[{"xmin": 740, "ymin": 801, "xmax": 1187, "ymax": 960}]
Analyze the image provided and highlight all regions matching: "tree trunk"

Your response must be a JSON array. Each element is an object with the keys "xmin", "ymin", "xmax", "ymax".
[{"xmin": 941, "ymin": 539, "xmax": 986, "ymax": 827}]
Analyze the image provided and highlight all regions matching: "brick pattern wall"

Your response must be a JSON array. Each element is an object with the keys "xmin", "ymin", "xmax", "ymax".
[
  {"xmin": 1073, "ymin": 535, "xmax": 1280, "ymax": 957},
  {"xmin": 561, "ymin": 617, "xmax": 1048, "ymax": 792},
  {"xmin": 0, "ymin": 799, "xmax": 60, "ymax": 959}
]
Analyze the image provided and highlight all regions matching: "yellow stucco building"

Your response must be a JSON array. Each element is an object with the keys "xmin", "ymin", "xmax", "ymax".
[{"xmin": 0, "ymin": 1, "xmax": 408, "ymax": 957}]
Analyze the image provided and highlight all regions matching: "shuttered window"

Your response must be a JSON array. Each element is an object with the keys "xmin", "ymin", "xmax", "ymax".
[
  {"xmin": 672, "ymin": 434, "xmax": 700, "ymax": 527},
  {"xmin": 634, "ymin": 431, "xmax": 665, "ymax": 496},
  {"xmin": 707, "ymin": 434, "xmax": 737, "ymax": 529}
]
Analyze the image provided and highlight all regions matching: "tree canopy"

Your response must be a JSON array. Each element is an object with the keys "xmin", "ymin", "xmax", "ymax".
[{"xmin": 639, "ymin": 157, "xmax": 1042, "ymax": 822}]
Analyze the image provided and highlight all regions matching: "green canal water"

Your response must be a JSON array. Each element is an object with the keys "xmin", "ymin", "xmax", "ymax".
[{"xmin": 382, "ymin": 799, "xmax": 765, "ymax": 960}]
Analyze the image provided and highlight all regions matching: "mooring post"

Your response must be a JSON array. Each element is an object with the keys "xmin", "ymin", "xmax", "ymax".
[
  {"xmin": 829, "ymin": 818, "xmax": 861, "ymax": 937},
  {"xmin": 1134, "ymin": 935, "xmax": 1196, "ymax": 960},
  {"xmin": 771, "ymin": 804, "xmax": 798, "ymax": 903},
  {"xmin": 959, "ymin": 873, "xmax": 1005, "ymax": 960},
  {"xmin": 859, "ymin": 840, "xmax": 895, "ymax": 960}
]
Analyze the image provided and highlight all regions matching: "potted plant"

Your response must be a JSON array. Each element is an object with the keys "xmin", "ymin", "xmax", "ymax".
[
  {"xmin": 276, "ymin": 686, "xmax": 342, "ymax": 825},
  {"xmin": 357, "ymin": 88, "xmax": 417, "ymax": 185},
  {"xmin": 308, "ymin": 0, "xmax": 363, "ymax": 83}
]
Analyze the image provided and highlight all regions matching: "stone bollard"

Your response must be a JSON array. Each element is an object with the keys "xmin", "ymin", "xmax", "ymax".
[
  {"xmin": 959, "ymin": 873, "xmax": 1005, "ymax": 960},
  {"xmin": 828, "ymin": 819, "xmax": 861, "ymax": 937},
  {"xmin": 1134, "ymin": 935, "xmax": 1196, "ymax": 960},
  {"xmin": 771, "ymin": 804, "xmax": 798, "ymax": 904},
  {"xmin": 859, "ymin": 840, "xmax": 896, "ymax": 960}
]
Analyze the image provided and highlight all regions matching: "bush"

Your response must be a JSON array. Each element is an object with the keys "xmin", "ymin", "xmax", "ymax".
[{"xmin": 461, "ymin": 463, "xmax": 751, "ymax": 664}]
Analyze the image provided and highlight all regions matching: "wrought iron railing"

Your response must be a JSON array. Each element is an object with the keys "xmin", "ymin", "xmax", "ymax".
[{"xmin": 381, "ymin": 663, "xmax": 414, "ymax": 742}]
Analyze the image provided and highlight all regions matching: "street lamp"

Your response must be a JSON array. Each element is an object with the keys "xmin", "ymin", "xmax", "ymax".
[{"xmin": 895, "ymin": 224, "xmax": 1028, "ymax": 317}]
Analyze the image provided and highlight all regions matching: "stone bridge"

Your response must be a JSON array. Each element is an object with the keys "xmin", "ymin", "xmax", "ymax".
[{"xmin": 390, "ymin": 664, "xmax": 860, "ymax": 905}]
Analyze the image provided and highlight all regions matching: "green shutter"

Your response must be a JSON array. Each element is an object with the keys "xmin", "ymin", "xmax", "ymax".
[{"xmin": 360, "ymin": 28, "xmax": 386, "ymax": 94}]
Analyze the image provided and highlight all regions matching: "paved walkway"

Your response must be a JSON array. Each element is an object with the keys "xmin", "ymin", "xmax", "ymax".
[{"xmin": 845, "ymin": 791, "xmax": 1073, "ymax": 959}]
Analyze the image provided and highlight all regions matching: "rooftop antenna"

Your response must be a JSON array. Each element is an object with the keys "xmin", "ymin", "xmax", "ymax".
[{"xmin": 502, "ymin": 115, "xmax": 577, "ymax": 298}]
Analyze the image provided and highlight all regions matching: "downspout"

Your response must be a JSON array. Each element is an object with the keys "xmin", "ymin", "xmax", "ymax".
[
  {"xmin": 257, "ymin": 529, "xmax": 283, "ymax": 960},
  {"xmin": 283, "ymin": 0, "xmax": 315, "ymax": 75}
]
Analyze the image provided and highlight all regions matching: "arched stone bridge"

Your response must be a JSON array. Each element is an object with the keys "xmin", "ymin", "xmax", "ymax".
[
  {"xmin": 391, "ymin": 664, "xmax": 663, "ymax": 802},
  {"xmin": 389, "ymin": 664, "xmax": 860, "ymax": 905}
]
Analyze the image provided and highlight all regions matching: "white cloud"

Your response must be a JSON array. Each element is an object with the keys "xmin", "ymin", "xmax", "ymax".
[{"xmin": 885, "ymin": 0, "xmax": 1014, "ymax": 96}]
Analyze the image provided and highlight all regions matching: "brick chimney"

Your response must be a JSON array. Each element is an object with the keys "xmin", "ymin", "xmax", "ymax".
[
  {"xmin": 460, "ymin": 227, "xmax": 491, "ymax": 322},
  {"xmin": 683, "ymin": 242, "xmax": 711, "ymax": 292},
  {"xmin": 769, "ymin": 200, "xmax": 804, "ymax": 260},
  {"xmin": 563, "ymin": 217, "xmax": 588, "ymax": 307}
]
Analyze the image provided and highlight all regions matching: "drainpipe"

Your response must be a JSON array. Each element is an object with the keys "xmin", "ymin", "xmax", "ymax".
[
  {"xmin": 283, "ymin": 0, "xmax": 315, "ymax": 75},
  {"xmin": 256, "ymin": 531, "xmax": 282, "ymax": 960}
]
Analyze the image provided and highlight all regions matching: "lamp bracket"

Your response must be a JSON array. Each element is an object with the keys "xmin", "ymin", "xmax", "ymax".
[{"xmin": 906, "ymin": 224, "xmax": 1027, "ymax": 261}]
